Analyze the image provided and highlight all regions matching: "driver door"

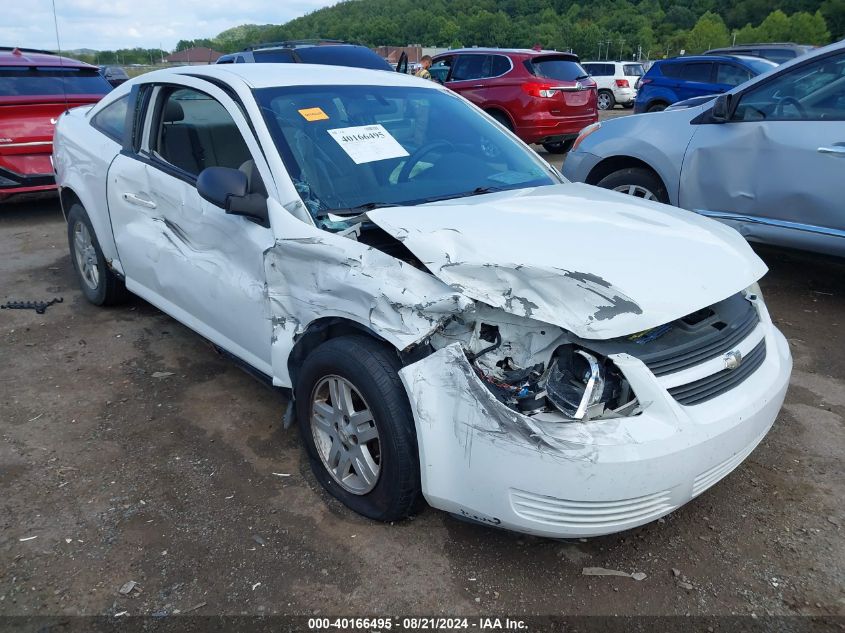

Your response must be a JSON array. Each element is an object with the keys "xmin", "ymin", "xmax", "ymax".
[
  {"xmin": 107, "ymin": 78, "xmax": 277, "ymax": 375},
  {"xmin": 680, "ymin": 49, "xmax": 845, "ymax": 251}
]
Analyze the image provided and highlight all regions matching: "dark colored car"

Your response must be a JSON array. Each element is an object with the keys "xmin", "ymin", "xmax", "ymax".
[
  {"xmin": 216, "ymin": 40, "xmax": 397, "ymax": 72},
  {"xmin": 0, "ymin": 47, "xmax": 111, "ymax": 201},
  {"xmin": 98, "ymin": 65, "xmax": 129, "ymax": 88},
  {"xmin": 634, "ymin": 55, "xmax": 777, "ymax": 113},
  {"xmin": 430, "ymin": 48, "xmax": 597, "ymax": 153},
  {"xmin": 704, "ymin": 43, "xmax": 814, "ymax": 64}
]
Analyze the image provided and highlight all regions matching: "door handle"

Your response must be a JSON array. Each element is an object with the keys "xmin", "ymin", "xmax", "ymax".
[
  {"xmin": 818, "ymin": 146, "xmax": 845, "ymax": 156},
  {"xmin": 471, "ymin": 84, "xmax": 484, "ymax": 88},
  {"xmin": 122, "ymin": 192, "xmax": 157, "ymax": 209}
]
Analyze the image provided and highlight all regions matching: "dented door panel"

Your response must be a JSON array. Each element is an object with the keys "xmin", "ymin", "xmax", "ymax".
[
  {"xmin": 108, "ymin": 157, "xmax": 275, "ymax": 374},
  {"xmin": 680, "ymin": 120, "xmax": 845, "ymax": 244}
]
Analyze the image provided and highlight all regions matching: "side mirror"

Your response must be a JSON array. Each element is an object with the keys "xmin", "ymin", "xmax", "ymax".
[
  {"xmin": 710, "ymin": 94, "xmax": 732, "ymax": 123},
  {"xmin": 197, "ymin": 166, "xmax": 269, "ymax": 227}
]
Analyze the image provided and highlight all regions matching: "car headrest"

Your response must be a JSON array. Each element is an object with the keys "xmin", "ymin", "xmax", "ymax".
[{"xmin": 163, "ymin": 100, "xmax": 184, "ymax": 123}]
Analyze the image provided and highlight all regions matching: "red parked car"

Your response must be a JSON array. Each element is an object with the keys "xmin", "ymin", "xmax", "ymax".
[
  {"xmin": 430, "ymin": 48, "xmax": 597, "ymax": 153},
  {"xmin": 0, "ymin": 47, "xmax": 111, "ymax": 202}
]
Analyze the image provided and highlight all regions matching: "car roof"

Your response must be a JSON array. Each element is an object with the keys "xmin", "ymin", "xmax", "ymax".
[
  {"xmin": 244, "ymin": 39, "xmax": 356, "ymax": 51},
  {"xmin": 582, "ymin": 60, "xmax": 641, "ymax": 64},
  {"xmin": 0, "ymin": 47, "xmax": 94, "ymax": 68},
  {"xmin": 436, "ymin": 48, "xmax": 577, "ymax": 58},
  {"xmin": 141, "ymin": 62, "xmax": 436, "ymax": 90},
  {"xmin": 707, "ymin": 43, "xmax": 809, "ymax": 51}
]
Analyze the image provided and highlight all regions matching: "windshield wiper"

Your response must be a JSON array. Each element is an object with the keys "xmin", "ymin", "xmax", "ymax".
[
  {"xmin": 319, "ymin": 202, "xmax": 398, "ymax": 217},
  {"xmin": 417, "ymin": 186, "xmax": 504, "ymax": 204}
]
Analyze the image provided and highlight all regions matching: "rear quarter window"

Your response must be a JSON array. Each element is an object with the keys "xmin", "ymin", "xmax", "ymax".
[
  {"xmin": 658, "ymin": 63, "xmax": 683, "ymax": 79},
  {"xmin": 90, "ymin": 95, "xmax": 129, "ymax": 142}
]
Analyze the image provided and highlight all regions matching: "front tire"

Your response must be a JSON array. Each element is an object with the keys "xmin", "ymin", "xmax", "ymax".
[
  {"xmin": 647, "ymin": 102, "xmax": 667, "ymax": 113},
  {"xmin": 295, "ymin": 336, "xmax": 421, "ymax": 522},
  {"xmin": 596, "ymin": 167, "xmax": 669, "ymax": 203},
  {"xmin": 67, "ymin": 203, "xmax": 128, "ymax": 306},
  {"xmin": 597, "ymin": 90, "xmax": 615, "ymax": 111}
]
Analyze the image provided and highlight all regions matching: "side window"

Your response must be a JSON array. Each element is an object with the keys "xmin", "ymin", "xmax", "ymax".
[
  {"xmin": 716, "ymin": 63, "xmax": 751, "ymax": 87},
  {"xmin": 235, "ymin": 56, "xmax": 245, "ymax": 63},
  {"xmin": 733, "ymin": 51, "xmax": 845, "ymax": 122},
  {"xmin": 153, "ymin": 87, "xmax": 253, "ymax": 179},
  {"xmin": 680, "ymin": 62, "xmax": 713, "ymax": 83},
  {"xmin": 450, "ymin": 55, "xmax": 489, "ymax": 81},
  {"xmin": 490, "ymin": 55, "xmax": 511, "ymax": 77},
  {"xmin": 91, "ymin": 95, "xmax": 129, "ymax": 142},
  {"xmin": 583, "ymin": 63, "xmax": 599, "ymax": 76}
]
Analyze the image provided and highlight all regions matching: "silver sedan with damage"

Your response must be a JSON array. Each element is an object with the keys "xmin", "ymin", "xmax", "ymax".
[{"xmin": 563, "ymin": 41, "xmax": 845, "ymax": 258}]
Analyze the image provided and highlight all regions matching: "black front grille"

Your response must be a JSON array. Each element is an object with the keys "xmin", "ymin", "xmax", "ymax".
[
  {"xmin": 645, "ymin": 305, "xmax": 760, "ymax": 376},
  {"xmin": 668, "ymin": 339, "xmax": 767, "ymax": 406}
]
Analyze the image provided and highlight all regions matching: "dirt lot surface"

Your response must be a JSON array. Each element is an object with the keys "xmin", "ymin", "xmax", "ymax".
[{"xmin": 2, "ymin": 184, "xmax": 844, "ymax": 623}]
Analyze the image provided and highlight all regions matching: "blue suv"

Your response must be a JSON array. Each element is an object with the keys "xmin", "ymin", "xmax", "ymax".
[{"xmin": 634, "ymin": 55, "xmax": 776, "ymax": 113}]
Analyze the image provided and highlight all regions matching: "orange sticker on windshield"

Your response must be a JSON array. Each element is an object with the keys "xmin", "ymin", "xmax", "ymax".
[{"xmin": 298, "ymin": 107, "xmax": 329, "ymax": 121}]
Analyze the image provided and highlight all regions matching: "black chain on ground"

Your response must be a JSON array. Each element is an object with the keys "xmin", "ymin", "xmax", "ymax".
[{"xmin": 1, "ymin": 297, "xmax": 64, "ymax": 314}]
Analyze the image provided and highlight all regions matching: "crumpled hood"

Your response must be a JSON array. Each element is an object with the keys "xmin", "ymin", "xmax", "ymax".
[{"xmin": 367, "ymin": 183, "xmax": 767, "ymax": 340}]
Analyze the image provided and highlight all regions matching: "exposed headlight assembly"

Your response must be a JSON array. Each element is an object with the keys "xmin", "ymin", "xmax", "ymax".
[{"xmin": 544, "ymin": 346, "xmax": 636, "ymax": 421}]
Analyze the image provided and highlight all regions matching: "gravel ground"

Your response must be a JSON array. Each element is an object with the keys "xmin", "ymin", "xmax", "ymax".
[{"xmin": 1, "ymin": 166, "xmax": 843, "ymax": 622}]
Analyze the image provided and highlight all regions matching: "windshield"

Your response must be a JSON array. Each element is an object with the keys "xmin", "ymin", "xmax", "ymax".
[
  {"xmin": 255, "ymin": 84, "xmax": 558, "ymax": 223},
  {"xmin": 0, "ymin": 66, "xmax": 112, "ymax": 96}
]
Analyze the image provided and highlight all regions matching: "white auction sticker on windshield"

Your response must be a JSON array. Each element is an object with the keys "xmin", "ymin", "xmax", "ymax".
[{"xmin": 327, "ymin": 124, "xmax": 409, "ymax": 164}]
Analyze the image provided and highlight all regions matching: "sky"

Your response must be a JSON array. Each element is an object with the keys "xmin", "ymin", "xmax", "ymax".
[{"xmin": 1, "ymin": 0, "xmax": 338, "ymax": 52}]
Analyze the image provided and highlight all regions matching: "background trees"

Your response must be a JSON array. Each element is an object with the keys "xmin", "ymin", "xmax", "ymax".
[{"xmin": 77, "ymin": 0, "xmax": 840, "ymax": 64}]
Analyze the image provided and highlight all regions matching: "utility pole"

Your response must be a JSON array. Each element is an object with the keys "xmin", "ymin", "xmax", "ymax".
[
  {"xmin": 618, "ymin": 39, "xmax": 625, "ymax": 61},
  {"xmin": 732, "ymin": 31, "xmax": 737, "ymax": 45}
]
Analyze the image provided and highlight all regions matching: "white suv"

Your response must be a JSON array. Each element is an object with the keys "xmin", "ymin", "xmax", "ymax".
[{"xmin": 582, "ymin": 61, "xmax": 645, "ymax": 110}]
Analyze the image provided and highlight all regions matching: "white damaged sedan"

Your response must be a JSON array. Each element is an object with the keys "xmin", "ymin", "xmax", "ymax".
[{"xmin": 53, "ymin": 64, "xmax": 791, "ymax": 538}]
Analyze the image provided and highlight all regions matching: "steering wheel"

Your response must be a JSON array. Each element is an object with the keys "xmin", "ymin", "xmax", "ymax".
[
  {"xmin": 774, "ymin": 96, "xmax": 807, "ymax": 118},
  {"xmin": 398, "ymin": 139, "xmax": 455, "ymax": 182}
]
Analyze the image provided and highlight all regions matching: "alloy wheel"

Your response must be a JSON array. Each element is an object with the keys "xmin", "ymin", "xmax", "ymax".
[
  {"xmin": 310, "ymin": 375, "xmax": 381, "ymax": 495},
  {"xmin": 73, "ymin": 221, "xmax": 100, "ymax": 290},
  {"xmin": 613, "ymin": 184, "xmax": 657, "ymax": 200}
]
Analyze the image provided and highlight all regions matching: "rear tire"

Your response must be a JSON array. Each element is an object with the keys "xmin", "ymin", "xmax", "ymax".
[
  {"xmin": 596, "ymin": 167, "xmax": 669, "ymax": 204},
  {"xmin": 67, "ymin": 203, "xmax": 128, "ymax": 306},
  {"xmin": 647, "ymin": 102, "xmax": 667, "ymax": 113},
  {"xmin": 295, "ymin": 336, "xmax": 422, "ymax": 522},
  {"xmin": 597, "ymin": 90, "xmax": 615, "ymax": 111},
  {"xmin": 541, "ymin": 139, "xmax": 575, "ymax": 154}
]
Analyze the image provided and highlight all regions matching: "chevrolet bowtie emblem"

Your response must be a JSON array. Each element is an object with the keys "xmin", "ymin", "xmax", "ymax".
[{"xmin": 724, "ymin": 350, "xmax": 743, "ymax": 370}]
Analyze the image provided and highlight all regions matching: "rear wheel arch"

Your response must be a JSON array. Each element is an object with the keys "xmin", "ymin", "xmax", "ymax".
[{"xmin": 484, "ymin": 107, "xmax": 514, "ymax": 131}]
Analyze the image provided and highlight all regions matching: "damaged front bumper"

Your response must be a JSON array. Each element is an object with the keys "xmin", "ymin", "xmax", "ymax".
[{"xmin": 399, "ymin": 322, "xmax": 791, "ymax": 538}]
